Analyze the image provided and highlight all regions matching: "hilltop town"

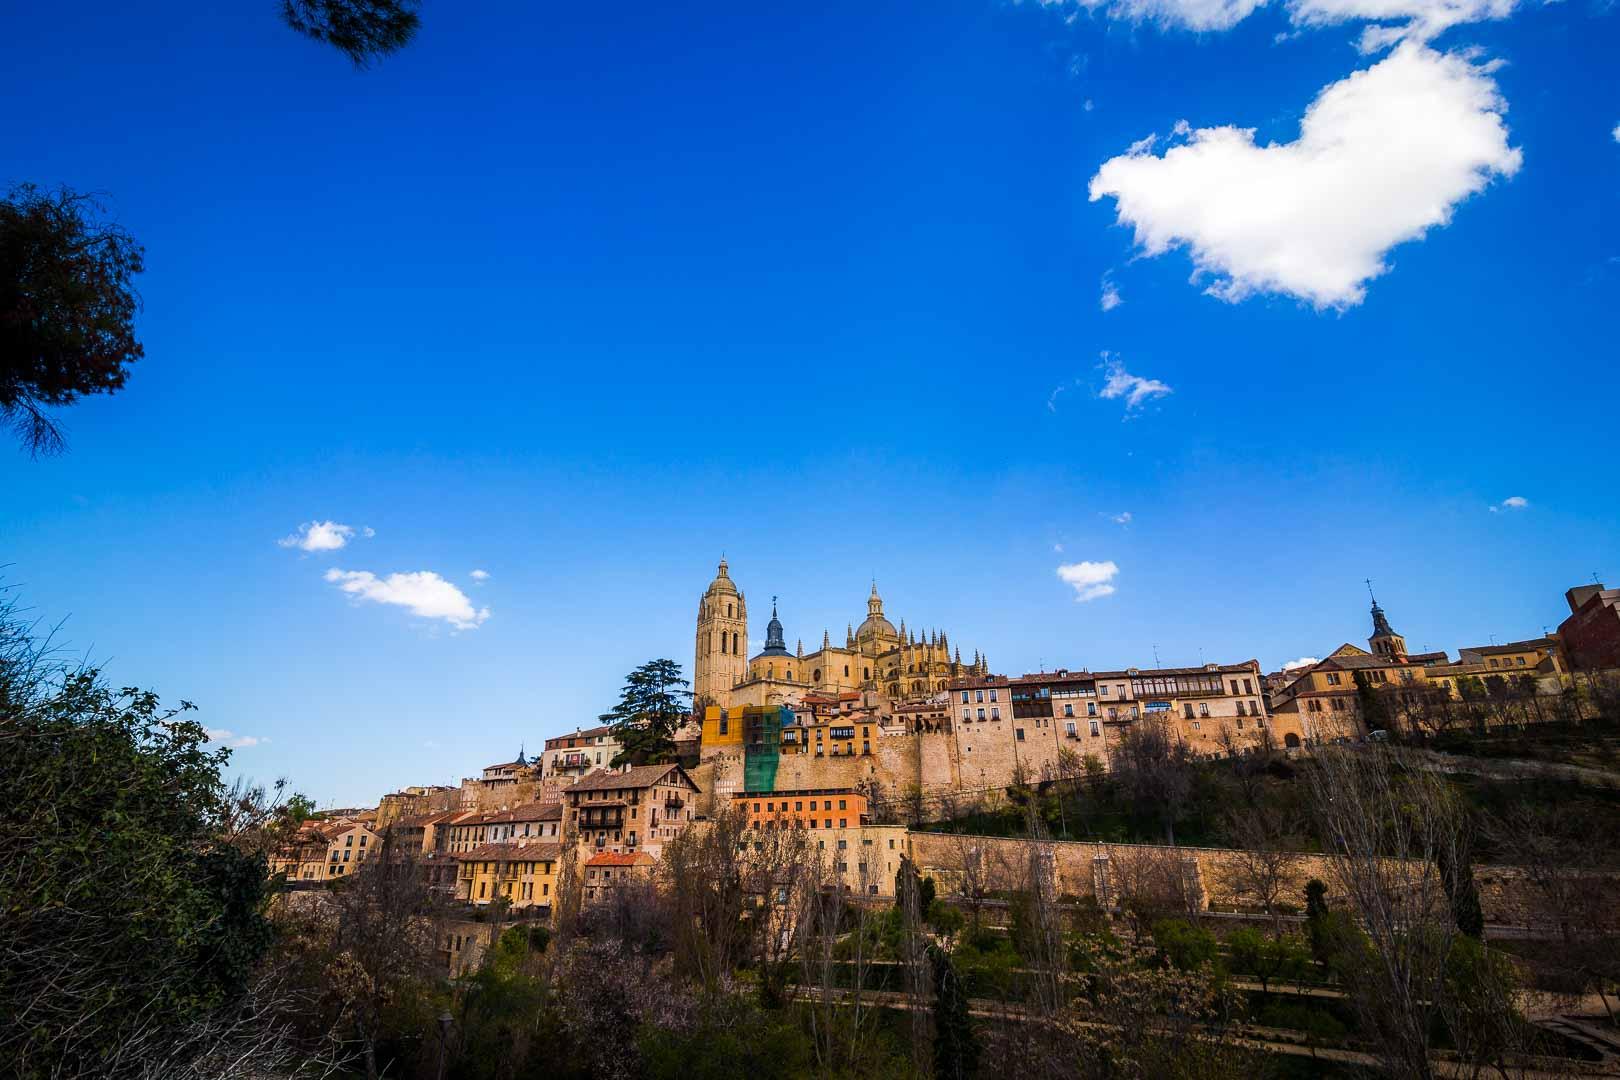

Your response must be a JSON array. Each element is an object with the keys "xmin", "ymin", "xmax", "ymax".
[{"xmin": 272, "ymin": 563, "xmax": 1620, "ymax": 972}]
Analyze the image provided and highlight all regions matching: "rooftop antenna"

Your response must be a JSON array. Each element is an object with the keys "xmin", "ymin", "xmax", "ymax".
[
  {"xmin": 1595, "ymin": 571, "xmax": 1604, "ymax": 586},
  {"xmin": 1365, "ymin": 578, "xmax": 1378, "ymax": 605},
  {"xmin": 1153, "ymin": 643, "xmax": 1162, "ymax": 667},
  {"xmin": 1490, "ymin": 633, "xmax": 1498, "ymax": 645}
]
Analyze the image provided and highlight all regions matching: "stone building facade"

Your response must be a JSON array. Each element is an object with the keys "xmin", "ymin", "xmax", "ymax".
[{"xmin": 692, "ymin": 559, "xmax": 988, "ymax": 711}]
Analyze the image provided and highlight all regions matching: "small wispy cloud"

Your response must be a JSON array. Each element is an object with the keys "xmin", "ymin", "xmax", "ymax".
[
  {"xmin": 1053, "ymin": 543, "xmax": 1065, "ymax": 553},
  {"xmin": 206, "ymin": 728, "xmax": 269, "ymax": 749},
  {"xmin": 1100, "ymin": 275, "xmax": 1123, "ymax": 311},
  {"xmin": 279, "ymin": 520, "xmax": 373, "ymax": 553},
  {"xmin": 1098, "ymin": 352, "xmax": 1173, "ymax": 413},
  {"xmin": 1613, "ymin": 123, "xmax": 1620, "ymax": 144},
  {"xmin": 325, "ymin": 568, "xmax": 491, "ymax": 631},
  {"xmin": 1488, "ymin": 495, "xmax": 1529, "ymax": 513},
  {"xmin": 1103, "ymin": 511, "xmax": 1133, "ymax": 526},
  {"xmin": 1282, "ymin": 656, "xmax": 1320, "ymax": 671},
  {"xmin": 1057, "ymin": 560, "xmax": 1119, "ymax": 602},
  {"xmin": 470, "ymin": 569, "xmax": 490, "ymax": 582},
  {"xmin": 1047, "ymin": 384, "xmax": 1071, "ymax": 413}
]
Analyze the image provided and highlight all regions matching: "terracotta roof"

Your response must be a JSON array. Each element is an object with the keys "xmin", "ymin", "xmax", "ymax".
[
  {"xmin": 454, "ymin": 842, "xmax": 563, "ymax": 863},
  {"xmin": 543, "ymin": 724, "xmax": 615, "ymax": 748},
  {"xmin": 483, "ymin": 801, "xmax": 564, "ymax": 824},
  {"xmin": 586, "ymin": 851, "xmax": 654, "ymax": 868},
  {"xmin": 571, "ymin": 763, "xmax": 694, "ymax": 793},
  {"xmin": 1462, "ymin": 638, "xmax": 1556, "ymax": 655}
]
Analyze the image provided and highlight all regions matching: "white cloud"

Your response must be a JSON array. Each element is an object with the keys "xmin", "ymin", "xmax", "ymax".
[
  {"xmin": 1098, "ymin": 353, "xmax": 1173, "ymax": 411},
  {"xmin": 1088, "ymin": 43, "xmax": 1521, "ymax": 309},
  {"xmin": 1057, "ymin": 560, "xmax": 1120, "ymax": 602},
  {"xmin": 1047, "ymin": 383, "xmax": 1071, "ymax": 413},
  {"xmin": 1035, "ymin": 0, "xmax": 1515, "ymax": 43},
  {"xmin": 279, "ymin": 520, "xmax": 371, "ymax": 553},
  {"xmin": 1282, "ymin": 656, "xmax": 1321, "ymax": 670},
  {"xmin": 1107, "ymin": 511, "xmax": 1133, "ymax": 525},
  {"xmin": 206, "ymin": 728, "xmax": 268, "ymax": 749},
  {"xmin": 1039, "ymin": 0, "xmax": 1269, "ymax": 31},
  {"xmin": 1489, "ymin": 495, "xmax": 1529, "ymax": 512},
  {"xmin": 325, "ymin": 568, "xmax": 491, "ymax": 630},
  {"xmin": 1100, "ymin": 275, "xmax": 1123, "ymax": 311},
  {"xmin": 1053, "ymin": 542, "xmax": 1066, "ymax": 553},
  {"xmin": 1289, "ymin": 0, "xmax": 1518, "ymax": 51},
  {"xmin": 470, "ymin": 569, "xmax": 490, "ymax": 582},
  {"xmin": 1613, "ymin": 123, "xmax": 1620, "ymax": 144}
]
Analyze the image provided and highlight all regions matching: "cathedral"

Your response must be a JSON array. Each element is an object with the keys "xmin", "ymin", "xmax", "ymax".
[{"xmin": 692, "ymin": 559, "xmax": 987, "ymax": 709}]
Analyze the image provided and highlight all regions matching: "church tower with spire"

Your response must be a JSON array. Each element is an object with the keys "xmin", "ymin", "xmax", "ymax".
[
  {"xmin": 694, "ymin": 558, "xmax": 748, "ymax": 708},
  {"xmin": 1366, "ymin": 581, "xmax": 1408, "ymax": 661}
]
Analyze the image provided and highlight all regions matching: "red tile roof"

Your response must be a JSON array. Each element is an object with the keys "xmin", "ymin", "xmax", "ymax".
[
  {"xmin": 586, "ymin": 851, "xmax": 654, "ymax": 868},
  {"xmin": 454, "ymin": 842, "xmax": 563, "ymax": 863}
]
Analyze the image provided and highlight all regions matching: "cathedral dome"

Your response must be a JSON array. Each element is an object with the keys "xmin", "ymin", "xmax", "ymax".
[
  {"xmin": 856, "ymin": 583, "xmax": 897, "ymax": 642},
  {"xmin": 704, "ymin": 557, "xmax": 739, "ymax": 597}
]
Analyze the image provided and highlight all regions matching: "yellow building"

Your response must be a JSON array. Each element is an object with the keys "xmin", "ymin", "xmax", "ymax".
[
  {"xmin": 693, "ymin": 559, "xmax": 986, "ymax": 710},
  {"xmin": 1270, "ymin": 591, "xmax": 1568, "ymax": 741},
  {"xmin": 454, "ymin": 842, "xmax": 563, "ymax": 908},
  {"xmin": 271, "ymin": 819, "xmax": 379, "ymax": 883}
]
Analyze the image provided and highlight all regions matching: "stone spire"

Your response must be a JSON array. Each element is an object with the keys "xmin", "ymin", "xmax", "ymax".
[{"xmin": 823, "ymin": 629, "xmax": 831, "ymax": 649}]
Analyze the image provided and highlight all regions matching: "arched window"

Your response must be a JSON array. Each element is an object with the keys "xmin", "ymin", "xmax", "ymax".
[
  {"xmin": 863, "ymin": 667, "xmax": 870, "ymax": 679},
  {"xmin": 720, "ymin": 633, "xmax": 727, "ymax": 655},
  {"xmin": 727, "ymin": 603, "xmax": 732, "ymax": 617},
  {"xmin": 732, "ymin": 632, "xmax": 739, "ymax": 654},
  {"xmin": 786, "ymin": 670, "xmax": 793, "ymax": 681},
  {"xmin": 844, "ymin": 665, "xmax": 850, "ymax": 677},
  {"xmin": 813, "ymin": 669, "xmax": 821, "ymax": 682}
]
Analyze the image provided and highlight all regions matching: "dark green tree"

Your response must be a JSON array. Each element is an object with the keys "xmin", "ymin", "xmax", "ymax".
[
  {"xmin": 281, "ymin": 0, "xmax": 421, "ymax": 64},
  {"xmin": 930, "ymin": 945, "xmax": 979, "ymax": 1080},
  {"xmin": 1, "ymin": 185, "xmax": 144, "ymax": 456},
  {"xmin": 0, "ymin": 599, "xmax": 278, "ymax": 1078},
  {"xmin": 1303, "ymin": 878, "xmax": 1333, "ymax": 966},
  {"xmin": 1352, "ymin": 669, "xmax": 1390, "ymax": 733},
  {"xmin": 603, "ymin": 659, "xmax": 691, "ymax": 766}
]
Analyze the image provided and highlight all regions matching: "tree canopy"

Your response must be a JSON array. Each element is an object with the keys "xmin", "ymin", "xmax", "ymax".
[
  {"xmin": 281, "ymin": 0, "xmax": 421, "ymax": 65},
  {"xmin": 0, "ymin": 185, "xmax": 144, "ymax": 455},
  {"xmin": 602, "ymin": 658, "xmax": 691, "ymax": 766}
]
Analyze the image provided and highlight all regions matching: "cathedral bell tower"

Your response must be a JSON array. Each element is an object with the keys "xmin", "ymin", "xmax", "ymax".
[{"xmin": 694, "ymin": 559, "xmax": 748, "ymax": 708}]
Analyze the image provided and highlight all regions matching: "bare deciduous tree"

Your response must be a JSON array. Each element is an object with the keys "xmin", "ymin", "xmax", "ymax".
[{"xmin": 1307, "ymin": 745, "xmax": 1516, "ymax": 1080}]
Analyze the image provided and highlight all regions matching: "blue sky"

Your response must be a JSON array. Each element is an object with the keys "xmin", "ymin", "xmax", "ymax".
[{"xmin": 3, "ymin": 0, "xmax": 1615, "ymax": 806}]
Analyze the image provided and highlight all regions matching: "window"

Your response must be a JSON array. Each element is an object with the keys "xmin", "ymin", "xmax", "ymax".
[
  {"xmin": 1199, "ymin": 702, "xmax": 1209, "ymax": 717},
  {"xmin": 1090, "ymin": 720, "xmax": 1100, "ymax": 737},
  {"xmin": 1088, "ymin": 702, "xmax": 1097, "ymax": 716},
  {"xmin": 1243, "ymin": 678, "xmax": 1253, "ymax": 694},
  {"xmin": 961, "ymin": 691, "xmax": 969, "ymax": 704},
  {"xmin": 1326, "ymin": 672, "xmax": 1341, "ymax": 686},
  {"xmin": 1016, "ymin": 728, "xmax": 1025, "ymax": 741},
  {"xmin": 838, "ymin": 799, "xmax": 847, "ymax": 810},
  {"xmin": 1066, "ymin": 721, "xmax": 1077, "ymax": 737},
  {"xmin": 975, "ymin": 690, "xmax": 984, "ymax": 703},
  {"xmin": 1100, "ymin": 684, "xmax": 1109, "ymax": 696},
  {"xmin": 989, "ymin": 689, "xmax": 998, "ymax": 702},
  {"xmin": 1183, "ymin": 703, "xmax": 1194, "ymax": 719},
  {"xmin": 1236, "ymin": 700, "xmax": 1246, "ymax": 716},
  {"xmin": 976, "ymin": 708, "xmax": 985, "ymax": 721},
  {"xmin": 990, "ymin": 707, "xmax": 1000, "ymax": 720}
]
